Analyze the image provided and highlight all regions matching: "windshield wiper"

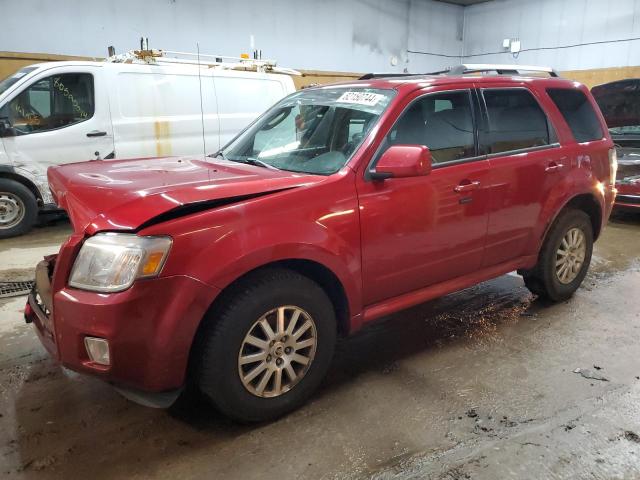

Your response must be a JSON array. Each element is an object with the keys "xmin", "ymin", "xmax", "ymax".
[
  {"xmin": 209, "ymin": 151, "xmax": 279, "ymax": 170},
  {"xmin": 244, "ymin": 157, "xmax": 279, "ymax": 170}
]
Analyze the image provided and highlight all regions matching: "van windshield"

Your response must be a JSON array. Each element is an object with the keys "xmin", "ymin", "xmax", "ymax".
[
  {"xmin": 0, "ymin": 67, "xmax": 37, "ymax": 98},
  {"xmin": 219, "ymin": 87, "xmax": 396, "ymax": 175}
]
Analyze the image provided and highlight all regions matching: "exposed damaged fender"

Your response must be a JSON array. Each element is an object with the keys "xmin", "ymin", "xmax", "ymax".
[{"xmin": 0, "ymin": 164, "xmax": 54, "ymax": 205}]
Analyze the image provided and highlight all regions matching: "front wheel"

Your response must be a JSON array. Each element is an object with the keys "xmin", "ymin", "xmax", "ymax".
[
  {"xmin": 0, "ymin": 178, "xmax": 38, "ymax": 239},
  {"xmin": 522, "ymin": 209, "xmax": 593, "ymax": 302},
  {"xmin": 194, "ymin": 268, "xmax": 337, "ymax": 422}
]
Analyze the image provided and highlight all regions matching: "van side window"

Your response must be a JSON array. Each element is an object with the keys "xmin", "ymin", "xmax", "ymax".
[
  {"xmin": 0, "ymin": 73, "xmax": 94, "ymax": 134},
  {"xmin": 388, "ymin": 91, "xmax": 475, "ymax": 164},
  {"xmin": 481, "ymin": 89, "xmax": 551, "ymax": 154},
  {"xmin": 546, "ymin": 88, "xmax": 604, "ymax": 143}
]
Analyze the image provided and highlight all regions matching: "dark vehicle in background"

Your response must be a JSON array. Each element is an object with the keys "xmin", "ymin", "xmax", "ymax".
[{"xmin": 592, "ymin": 79, "xmax": 640, "ymax": 210}]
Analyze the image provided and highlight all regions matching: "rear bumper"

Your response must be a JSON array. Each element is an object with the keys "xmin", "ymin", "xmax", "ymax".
[{"xmin": 26, "ymin": 271, "xmax": 220, "ymax": 392}]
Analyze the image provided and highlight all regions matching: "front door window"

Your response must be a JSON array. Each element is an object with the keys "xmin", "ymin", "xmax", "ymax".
[{"xmin": 0, "ymin": 73, "xmax": 94, "ymax": 135}]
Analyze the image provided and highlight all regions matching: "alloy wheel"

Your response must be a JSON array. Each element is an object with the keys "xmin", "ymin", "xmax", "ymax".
[
  {"xmin": 555, "ymin": 227, "xmax": 586, "ymax": 284},
  {"xmin": 238, "ymin": 306, "xmax": 317, "ymax": 398}
]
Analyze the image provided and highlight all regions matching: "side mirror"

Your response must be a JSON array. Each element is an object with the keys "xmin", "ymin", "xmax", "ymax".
[
  {"xmin": 371, "ymin": 144, "xmax": 432, "ymax": 180},
  {"xmin": 0, "ymin": 117, "xmax": 15, "ymax": 138}
]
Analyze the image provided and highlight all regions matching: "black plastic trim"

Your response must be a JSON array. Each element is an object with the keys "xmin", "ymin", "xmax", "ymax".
[
  {"xmin": 484, "ymin": 142, "xmax": 562, "ymax": 160},
  {"xmin": 136, "ymin": 188, "xmax": 295, "ymax": 231}
]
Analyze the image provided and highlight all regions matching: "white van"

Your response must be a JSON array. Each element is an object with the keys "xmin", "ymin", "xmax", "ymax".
[{"xmin": 0, "ymin": 56, "xmax": 295, "ymax": 237}]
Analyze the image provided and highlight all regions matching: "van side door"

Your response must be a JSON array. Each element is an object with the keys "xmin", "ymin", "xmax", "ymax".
[
  {"xmin": 0, "ymin": 65, "xmax": 114, "ymax": 186},
  {"xmin": 478, "ymin": 85, "xmax": 567, "ymax": 266},
  {"xmin": 214, "ymin": 72, "xmax": 290, "ymax": 147}
]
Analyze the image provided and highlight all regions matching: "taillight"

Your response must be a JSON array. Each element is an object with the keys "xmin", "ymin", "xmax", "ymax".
[{"xmin": 608, "ymin": 147, "xmax": 618, "ymax": 186}]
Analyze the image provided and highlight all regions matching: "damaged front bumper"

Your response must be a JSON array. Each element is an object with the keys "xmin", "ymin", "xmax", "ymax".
[{"xmin": 24, "ymin": 251, "xmax": 220, "ymax": 401}]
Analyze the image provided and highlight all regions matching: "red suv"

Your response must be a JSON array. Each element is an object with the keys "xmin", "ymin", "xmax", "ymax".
[{"xmin": 25, "ymin": 65, "xmax": 616, "ymax": 422}]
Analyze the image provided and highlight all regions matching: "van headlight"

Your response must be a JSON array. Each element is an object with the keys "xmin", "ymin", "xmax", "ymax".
[{"xmin": 69, "ymin": 233, "xmax": 172, "ymax": 292}]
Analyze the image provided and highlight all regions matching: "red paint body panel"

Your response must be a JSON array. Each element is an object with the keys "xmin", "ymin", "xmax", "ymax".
[
  {"xmin": 27, "ymin": 273, "xmax": 218, "ymax": 391},
  {"xmin": 47, "ymin": 156, "xmax": 325, "ymax": 233},
  {"xmin": 30, "ymin": 74, "xmax": 615, "ymax": 393}
]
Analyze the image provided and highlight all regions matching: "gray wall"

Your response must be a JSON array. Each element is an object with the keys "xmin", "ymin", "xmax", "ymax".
[
  {"xmin": 462, "ymin": 0, "xmax": 640, "ymax": 71},
  {"xmin": 0, "ymin": 0, "xmax": 463, "ymax": 74},
  {"xmin": 5, "ymin": 0, "xmax": 638, "ymax": 74}
]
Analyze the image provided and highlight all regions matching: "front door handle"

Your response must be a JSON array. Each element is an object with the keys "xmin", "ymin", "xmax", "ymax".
[
  {"xmin": 454, "ymin": 180, "xmax": 481, "ymax": 193},
  {"xmin": 86, "ymin": 130, "xmax": 107, "ymax": 137},
  {"xmin": 545, "ymin": 162, "xmax": 564, "ymax": 173}
]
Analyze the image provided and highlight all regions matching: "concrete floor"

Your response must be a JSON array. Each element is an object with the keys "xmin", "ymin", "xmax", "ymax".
[{"xmin": 1, "ymin": 214, "xmax": 640, "ymax": 479}]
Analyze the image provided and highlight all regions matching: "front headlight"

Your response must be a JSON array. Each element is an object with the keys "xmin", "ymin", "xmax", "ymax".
[{"xmin": 69, "ymin": 233, "xmax": 172, "ymax": 292}]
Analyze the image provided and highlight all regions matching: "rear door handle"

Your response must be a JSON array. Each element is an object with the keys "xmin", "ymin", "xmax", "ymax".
[
  {"xmin": 86, "ymin": 130, "xmax": 107, "ymax": 137},
  {"xmin": 454, "ymin": 180, "xmax": 481, "ymax": 193},
  {"xmin": 545, "ymin": 162, "xmax": 564, "ymax": 173}
]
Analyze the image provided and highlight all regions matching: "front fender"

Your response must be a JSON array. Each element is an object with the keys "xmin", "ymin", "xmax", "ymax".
[
  {"xmin": 141, "ymin": 174, "xmax": 363, "ymax": 322},
  {"xmin": 202, "ymin": 219, "xmax": 360, "ymax": 306}
]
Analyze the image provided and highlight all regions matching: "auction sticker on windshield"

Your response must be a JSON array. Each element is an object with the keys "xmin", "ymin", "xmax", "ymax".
[{"xmin": 337, "ymin": 91, "xmax": 384, "ymax": 106}]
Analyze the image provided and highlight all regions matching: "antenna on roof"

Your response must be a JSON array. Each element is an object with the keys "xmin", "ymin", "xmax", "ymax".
[{"xmin": 196, "ymin": 42, "xmax": 207, "ymax": 159}]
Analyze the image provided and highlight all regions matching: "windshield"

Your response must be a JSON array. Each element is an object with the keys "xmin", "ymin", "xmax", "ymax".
[
  {"xmin": 220, "ymin": 87, "xmax": 396, "ymax": 175},
  {"xmin": 0, "ymin": 67, "xmax": 37, "ymax": 98}
]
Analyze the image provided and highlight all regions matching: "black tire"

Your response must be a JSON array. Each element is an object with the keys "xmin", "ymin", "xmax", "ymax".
[
  {"xmin": 0, "ymin": 178, "xmax": 38, "ymax": 239},
  {"xmin": 194, "ymin": 268, "xmax": 337, "ymax": 422},
  {"xmin": 522, "ymin": 209, "xmax": 593, "ymax": 302}
]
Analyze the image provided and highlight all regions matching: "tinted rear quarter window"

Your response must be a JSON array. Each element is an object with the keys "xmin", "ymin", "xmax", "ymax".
[
  {"xmin": 481, "ymin": 89, "xmax": 551, "ymax": 154},
  {"xmin": 546, "ymin": 88, "xmax": 603, "ymax": 143}
]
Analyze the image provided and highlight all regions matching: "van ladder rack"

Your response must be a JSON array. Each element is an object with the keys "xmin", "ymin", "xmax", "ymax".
[{"xmin": 106, "ymin": 49, "xmax": 301, "ymax": 76}]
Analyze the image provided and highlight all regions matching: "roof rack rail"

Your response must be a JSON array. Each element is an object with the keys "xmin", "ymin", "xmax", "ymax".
[
  {"xmin": 358, "ymin": 73, "xmax": 421, "ymax": 80},
  {"xmin": 105, "ymin": 49, "xmax": 301, "ymax": 76},
  {"xmin": 444, "ymin": 63, "xmax": 559, "ymax": 77}
]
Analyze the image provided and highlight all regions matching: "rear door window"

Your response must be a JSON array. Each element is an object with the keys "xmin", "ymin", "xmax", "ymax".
[
  {"xmin": 388, "ymin": 90, "xmax": 476, "ymax": 164},
  {"xmin": 481, "ymin": 89, "xmax": 552, "ymax": 154},
  {"xmin": 546, "ymin": 88, "xmax": 604, "ymax": 143}
]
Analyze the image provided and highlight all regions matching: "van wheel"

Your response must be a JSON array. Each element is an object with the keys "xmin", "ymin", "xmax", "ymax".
[
  {"xmin": 522, "ymin": 209, "xmax": 593, "ymax": 302},
  {"xmin": 0, "ymin": 179, "xmax": 38, "ymax": 238},
  {"xmin": 194, "ymin": 268, "xmax": 337, "ymax": 422}
]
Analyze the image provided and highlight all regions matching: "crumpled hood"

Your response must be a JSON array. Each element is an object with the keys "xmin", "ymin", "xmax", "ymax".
[
  {"xmin": 48, "ymin": 156, "xmax": 325, "ymax": 234},
  {"xmin": 592, "ymin": 79, "xmax": 640, "ymax": 128}
]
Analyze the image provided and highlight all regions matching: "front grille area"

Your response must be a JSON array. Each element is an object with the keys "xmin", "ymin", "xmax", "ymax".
[{"xmin": 617, "ymin": 195, "xmax": 640, "ymax": 205}]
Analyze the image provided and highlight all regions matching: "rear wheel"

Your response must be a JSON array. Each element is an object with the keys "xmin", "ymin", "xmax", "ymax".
[
  {"xmin": 194, "ymin": 268, "xmax": 337, "ymax": 422},
  {"xmin": 0, "ymin": 178, "xmax": 38, "ymax": 238},
  {"xmin": 522, "ymin": 209, "xmax": 593, "ymax": 302}
]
